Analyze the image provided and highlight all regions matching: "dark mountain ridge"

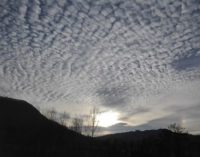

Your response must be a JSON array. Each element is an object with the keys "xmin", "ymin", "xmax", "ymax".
[
  {"xmin": 0, "ymin": 96, "xmax": 200, "ymax": 157},
  {"xmin": 0, "ymin": 96, "xmax": 45, "ymax": 127},
  {"xmin": 0, "ymin": 96, "xmax": 90, "ymax": 157},
  {"xmin": 98, "ymin": 128, "xmax": 193, "ymax": 142}
]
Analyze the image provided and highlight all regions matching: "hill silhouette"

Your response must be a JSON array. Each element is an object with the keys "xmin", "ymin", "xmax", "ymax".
[
  {"xmin": 0, "ymin": 97, "xmax": 90, "ymax": 157},
  {"xmin": 0, "ymin": 96, "xmax": 200, "ymax": 157}
]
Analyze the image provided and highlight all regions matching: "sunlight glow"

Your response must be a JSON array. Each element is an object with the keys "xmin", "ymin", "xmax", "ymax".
[{"xmin": 97, "ymin": 111, "xmax": 119, "ymax": 127}]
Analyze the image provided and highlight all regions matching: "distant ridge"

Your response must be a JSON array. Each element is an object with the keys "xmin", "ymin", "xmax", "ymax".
[
  {"xmin": 98, "ymin": 129, "xmax": 174, "ymax": 141},
  {"xmin": 0, "ymin": 96, "xmax": 200, "ymax": 157}
]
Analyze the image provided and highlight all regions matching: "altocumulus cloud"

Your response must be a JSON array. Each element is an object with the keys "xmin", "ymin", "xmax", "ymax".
[{"xmin": 0, "ymin": 0, "xmax": 200, "ymax": 134}]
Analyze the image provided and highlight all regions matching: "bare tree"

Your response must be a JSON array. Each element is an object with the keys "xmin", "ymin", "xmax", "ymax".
[
  {"xmin": 168, "ymin": 123, "xmax": 187, "ymax": 133},
  {"xmin": 85, "ymin": 107, "xmax": 99, "ymax": 137},
  {"xmin": 45, "ymin": 108, "xmax": 57, "ymax": 121},
  {"xmin": 42, "ymin": 108, "xmax": 70, "ymax": 127},
  {"xmin": 71, "ymin": 117, "xmax": 83, "ymax": 134},
  {"xmin": 58, "ymin": 112, "xmax": 70, "ymax": 126}
]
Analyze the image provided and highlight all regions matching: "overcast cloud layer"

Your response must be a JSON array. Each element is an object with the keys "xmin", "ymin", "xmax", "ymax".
[{"xmin": 0, "ymin": 0, "xmax": 200, "ymax": 134}]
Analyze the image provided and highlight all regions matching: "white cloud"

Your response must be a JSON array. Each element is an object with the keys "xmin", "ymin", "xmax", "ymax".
[{"xmin": 0, "ymin": 0, "xmax": 200, "ymax": 133}]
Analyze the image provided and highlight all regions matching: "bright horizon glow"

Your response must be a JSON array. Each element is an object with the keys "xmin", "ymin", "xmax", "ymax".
[{"xmin": 97, "ymin": 111, "xmax": 119, "ymax": 127}]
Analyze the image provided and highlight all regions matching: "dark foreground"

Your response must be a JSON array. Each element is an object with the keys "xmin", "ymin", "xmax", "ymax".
[{"xmin": 0, "ymin": 96, "xmax": 200, "ymax": 157}]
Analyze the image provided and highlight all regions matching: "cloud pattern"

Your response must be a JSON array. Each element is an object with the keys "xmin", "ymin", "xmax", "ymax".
[{"xmin": 0, "ymin": 0, "xmax": 200, "ymax": 133}]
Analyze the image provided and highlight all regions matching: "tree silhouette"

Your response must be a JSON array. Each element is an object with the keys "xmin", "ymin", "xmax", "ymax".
[
  {"xmin": 58, "ymin": 111, "xmax": 70, "ymax": 126},
  {"xmin": 40, "ymin": 108, "xmax": 70, "ymax": 127},
  {"xmin": 85, "ymin": 107, "xmax": 99, "ymax": 137},
  {"xmin": 71, "ymin": 117, "xmax": 83, "ymax": 134},
  {"xmin": 168, "ymin": 123, "xmax": 187, "ymax": 133},
  {"xmin": 45, "ymin": 108, "xmax": 57, "ymax": 121}
]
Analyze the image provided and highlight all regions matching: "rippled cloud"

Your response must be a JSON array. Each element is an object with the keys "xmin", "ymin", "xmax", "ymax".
[{"xmin": 0, "ymin": 0, "xmax": 200, "ymax": 133}]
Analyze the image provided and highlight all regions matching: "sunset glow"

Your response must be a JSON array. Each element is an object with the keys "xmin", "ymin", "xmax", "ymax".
[{"xmin": 97, "ymin": 111, "xmax": 119, "ymax": 127}]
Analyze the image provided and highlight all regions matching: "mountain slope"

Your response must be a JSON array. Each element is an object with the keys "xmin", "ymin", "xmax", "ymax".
[
  {"xmin": 96, "ymin": 129, "xmax": 200, "ymax": 157},
  {"xmin": 0, "ymin": 96, "xmax": 200, "ymax": 157},
  {"xmin": 0, "ymin": 96, "xmax": 46, "ymax": 127},
  {"xmin": 0, "ymin": 96, "xmax": 91, "ymax": 157}
]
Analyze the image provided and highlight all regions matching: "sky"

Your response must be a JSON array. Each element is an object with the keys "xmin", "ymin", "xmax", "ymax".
[{"xmin": 0, "ymin": 0, "xmax": 200, "ymax": 134}]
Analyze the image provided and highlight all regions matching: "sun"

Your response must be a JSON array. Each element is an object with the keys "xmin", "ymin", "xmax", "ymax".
[{"xmin": 97, "ymin": 111, "xmax": 119, "ymax": 127}]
